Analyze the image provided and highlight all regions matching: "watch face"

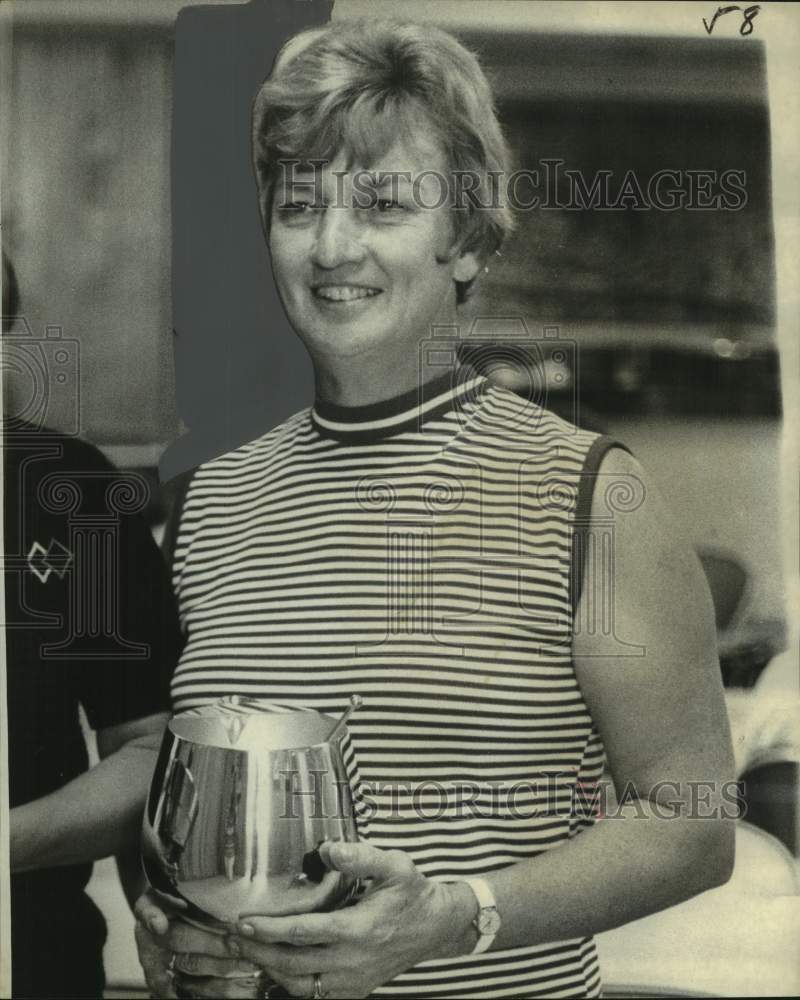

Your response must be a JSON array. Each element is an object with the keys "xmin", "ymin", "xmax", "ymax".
[{"xmin": 477, "ymin": 906, "xmax": 501, "ymax": 936}]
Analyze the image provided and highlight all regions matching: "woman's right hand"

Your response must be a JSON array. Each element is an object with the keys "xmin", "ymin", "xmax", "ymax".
[{"xmin": 133, "ymin": 890, "xmax": 263, "ymax": 998}]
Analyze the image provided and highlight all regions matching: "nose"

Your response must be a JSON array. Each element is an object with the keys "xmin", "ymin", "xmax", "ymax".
[{"xmin": 311, "ymin": 207, "xmax": 366, "ymax": 270}]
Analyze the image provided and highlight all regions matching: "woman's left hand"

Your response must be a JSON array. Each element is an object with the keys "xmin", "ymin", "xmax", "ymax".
[{"xmin": 229, "ymin": 841, "xmax": 476, "ymax": 999}]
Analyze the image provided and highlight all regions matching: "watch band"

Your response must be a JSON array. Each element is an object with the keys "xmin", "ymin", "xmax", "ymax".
[{"xmin": 463, "ymin": 876, "xmax": 501, "ymax": 954}]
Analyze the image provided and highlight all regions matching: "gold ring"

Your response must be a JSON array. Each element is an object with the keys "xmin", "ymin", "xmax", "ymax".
[{"xmin": 312, "ymin": 972, "xmax": 327, "ymax": 999}]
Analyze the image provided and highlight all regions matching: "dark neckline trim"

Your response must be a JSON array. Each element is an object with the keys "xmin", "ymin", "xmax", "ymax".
[{"xmin": 311, "ymin": 372, "xmax": 487, "ymax": 443}]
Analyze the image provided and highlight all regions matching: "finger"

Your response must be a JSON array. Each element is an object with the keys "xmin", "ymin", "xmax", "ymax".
[
  {"xmin": 134, "ymin": 922, "xmax": 177, "ymax": 999},
  {"xmin": 235, "ymin": 910, "xmax": 350, "ymax": 947},
  {"xmin": 166, "ymin": 921, "xmax": 234, "ymax": 959},
  {"xmin": 135, "ymin": 890, "xmax": 172, "ymax": 937},
  {"xmin": 232, "ymin": 942, "xmax": 333, "ymax": 976},
  {"xmin": 318, "ymin": 841, "xmax": 413, "ymax": 882},
  {"xmin": 173, "ymin": 973, "xmax": 261, "ymax": 999},
  {"xmin": 173, "ymin": 952, "xmax": 261, "ymax": 979},
  {"xmin": 277, "ymin": 973, "xmax": 314, "ymax": 999},
  {"xmin": 278, "ymin": 972, "xmax": 359, "ymax": 1000}
]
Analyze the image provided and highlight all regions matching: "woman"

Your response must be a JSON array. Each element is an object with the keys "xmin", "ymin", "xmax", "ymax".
[{"xmin": 135, "ymin": 18, "xmax": 735, "ymax": 999}]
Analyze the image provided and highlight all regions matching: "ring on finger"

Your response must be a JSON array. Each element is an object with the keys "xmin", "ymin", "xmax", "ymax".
[
  {"xmin": 167, "ymin": 952, "xmax": 177, "ymax": 976},
  {"xmin": 312, "ymin": 972, "xmax": 328, "ymax": 999}
]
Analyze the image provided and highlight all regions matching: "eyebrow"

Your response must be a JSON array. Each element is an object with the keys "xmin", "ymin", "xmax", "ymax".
[{"xmin": 276, "ymin": 169, "xmax": 416, "ymax": 198}]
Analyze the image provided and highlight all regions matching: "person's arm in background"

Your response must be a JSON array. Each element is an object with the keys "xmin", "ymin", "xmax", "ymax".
[
  {"xmin": 9, "ymin": 452, "xmax": 184, "ymax": 890},
  {"xmin": 101, "ymin": 713, "xmax": 170, "ymax": 909},
  {"xmin": 9, "ymin": 711, "xmax": 168, "ymax": 873}
]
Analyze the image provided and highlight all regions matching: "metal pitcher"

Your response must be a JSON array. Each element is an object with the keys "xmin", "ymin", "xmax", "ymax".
[{"xmin": 141, "ymin": 696, "xmax": 362, "ymax": 932}]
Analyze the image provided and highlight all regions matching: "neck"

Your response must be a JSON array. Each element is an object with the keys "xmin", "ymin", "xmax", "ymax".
[
  {"xmin": 313, "ymin": 355, "xmax": 450, "ymax": 408},
  {"xmin": 310, "ymin": 366, "xmax": 487, "ymax": 444}
]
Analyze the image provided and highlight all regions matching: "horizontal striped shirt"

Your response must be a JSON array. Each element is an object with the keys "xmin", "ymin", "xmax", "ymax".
[{"xmin": 171, "ymin": 373, "xmax": 614, "ymax": 998}]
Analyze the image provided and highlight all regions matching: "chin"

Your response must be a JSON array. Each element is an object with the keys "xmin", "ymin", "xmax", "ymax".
[
  {"xmin": 295, "ymin": 328, "xmax": 382, "ymax": 360},
  {"xmin": 298, "ymin": 313, "xmax": 389, "ymax": 346}
]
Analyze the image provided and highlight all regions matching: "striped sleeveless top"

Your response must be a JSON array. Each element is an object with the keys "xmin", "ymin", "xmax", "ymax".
[{"xmin": 170, "ymin": 373, "xmax": 616, "ymax": 998}]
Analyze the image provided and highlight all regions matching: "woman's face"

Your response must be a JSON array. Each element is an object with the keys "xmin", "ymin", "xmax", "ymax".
[{"xmin": 267, "ymin": 134, "xmax": 479, "ymax": 369}]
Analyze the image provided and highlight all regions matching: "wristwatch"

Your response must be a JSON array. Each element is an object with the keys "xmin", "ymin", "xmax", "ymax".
[{"xmin": 462, "ymin": 876, "xmax": 501, "ymax": 954}]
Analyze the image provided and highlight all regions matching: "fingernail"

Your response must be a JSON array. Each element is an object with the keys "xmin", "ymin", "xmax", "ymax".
[
  {"xmin": 238, "ymin": 922, "xmax": 255, "ymax": 937},
  {"xmin": 148, "ymin": 917, "xmax": 163, "ymax": 935}
]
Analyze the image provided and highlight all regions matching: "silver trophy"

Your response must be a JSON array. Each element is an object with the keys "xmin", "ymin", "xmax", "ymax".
[{"xmin": 142, "ymin": 695, "xmax": 363, "ymax": 997}]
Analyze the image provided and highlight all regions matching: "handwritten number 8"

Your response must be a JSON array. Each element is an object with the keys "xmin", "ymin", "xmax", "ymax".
[{"xmin": 740, "ymin": 5, "xmax": 759, "ymax": 36}]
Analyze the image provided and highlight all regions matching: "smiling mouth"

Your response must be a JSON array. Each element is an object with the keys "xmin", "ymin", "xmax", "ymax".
[{"xmin": 312, "ymin": 285, "xmax": 382, "ymax": 302}]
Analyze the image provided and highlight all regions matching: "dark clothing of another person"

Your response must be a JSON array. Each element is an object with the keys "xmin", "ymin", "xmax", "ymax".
[{"xmin": 5, "ymin": 422, "xmax": 182, "ymax": 998}]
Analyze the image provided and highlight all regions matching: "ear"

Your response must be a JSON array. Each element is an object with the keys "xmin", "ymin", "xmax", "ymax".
[{"xmin": 453, "ymin": 248, "xmax": 481, "ymax": 284}]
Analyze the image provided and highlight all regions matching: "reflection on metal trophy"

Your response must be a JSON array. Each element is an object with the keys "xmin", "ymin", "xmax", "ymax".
[{"xmin": 142, "ymin": 695, "xmax": 363, "ymax": 996}]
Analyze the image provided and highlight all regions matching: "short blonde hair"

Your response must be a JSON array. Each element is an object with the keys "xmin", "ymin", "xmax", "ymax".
[{"xmin": 252, "ymin": 18, "xmax": 514, "ymax": 302}]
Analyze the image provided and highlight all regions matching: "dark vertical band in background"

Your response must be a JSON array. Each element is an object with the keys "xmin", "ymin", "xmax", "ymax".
[{"xmin": 162, "ymin": 0, "xmax": 333, "ymax": 482}]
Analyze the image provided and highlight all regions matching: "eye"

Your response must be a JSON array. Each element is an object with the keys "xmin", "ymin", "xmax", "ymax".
[
  {"xmin": 277, "ymin": 200, "xmax": 315, "ymax": 213},
  {"xmin": 274, "ymin": 199, "xmax": 324, "ymax": 224},
  {"xmin": 375, "ymin": 198, "xmax": 404, "ymax": 213}
]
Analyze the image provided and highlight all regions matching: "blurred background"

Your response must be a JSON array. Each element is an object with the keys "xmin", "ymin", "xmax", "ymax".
[{"xmin": 2, "ymin": 1, "xmax": 797, "ymax": 996}]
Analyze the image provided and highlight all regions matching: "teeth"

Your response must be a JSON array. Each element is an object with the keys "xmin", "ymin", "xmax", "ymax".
[{"xmin": 314, "ymin": 286, "xmax": 381, "ymax": 302}]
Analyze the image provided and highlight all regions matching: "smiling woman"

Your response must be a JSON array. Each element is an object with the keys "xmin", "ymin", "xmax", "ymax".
[
  {"xmin": 251, "ymin": 19, "xmax": 513, "ymax": 402},
  {"xmin": 134, "ymin": 17, "xmax": 735, "ymax": 1000},
  {"xmin": 267, "ymin": 142, "xmax": 481, "ymax": 392}
]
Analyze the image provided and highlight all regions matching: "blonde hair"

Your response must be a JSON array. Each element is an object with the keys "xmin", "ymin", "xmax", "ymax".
[{"xmin": 251, "ymin": 18, "xmax": 515, "ymax": 302}]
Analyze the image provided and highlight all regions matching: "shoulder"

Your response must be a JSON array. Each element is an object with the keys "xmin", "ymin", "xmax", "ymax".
[
  {"xmin": 479, "ymin": 382, "xmax": 596, "ymax": 442},
  {"xmin": 586, "ymin": 447, "xmax": 679, "ymax": 561},
  {"xmin": 579, "ymin": 445, "xmax": 648, "ymax": 522},
  {"xmin": 167, "ymin": 408, "xmax": 311, "ymax": 501},
  {"xmin": 5, "ymin": 423, "xmax": 115, "ymax": 472},
  {"xmin": 169, "ymin": 407, "xmax": 313, "ymax": 536},
  {"xmin": 4, "ymin": 427, "xmax": 136, "ymax": 520},
  {"xmin": 466, "ymin": 383, "xmax": 611, "ymax": 474},
  {"xmin": 576, "ymin": 445, "xmax": 715, "ymax": 655},
  {"xmin": 194, "ymin": 406, "xmax": 312, "ymax": 479},
  {"xmin": 56, "ymin": 433, "xmax": 114, "ymax": 469}
]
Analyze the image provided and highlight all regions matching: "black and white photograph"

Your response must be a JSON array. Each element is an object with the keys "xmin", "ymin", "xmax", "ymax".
[{"xmin": 1, "ymin": 1, "xmax": 798, "ymax": 997}]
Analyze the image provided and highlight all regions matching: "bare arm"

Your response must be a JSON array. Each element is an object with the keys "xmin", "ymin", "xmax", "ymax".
[
  {"xmin": 97, "ymin": 712, "xmax": 171, "ymax": 909},
  {"xmin": 476, "ymin": 448, "xmax": 737, "ymax": 949},
  {"xmin": 9, "ymin": 711, "xmax": 168, "ymax": 875}
]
